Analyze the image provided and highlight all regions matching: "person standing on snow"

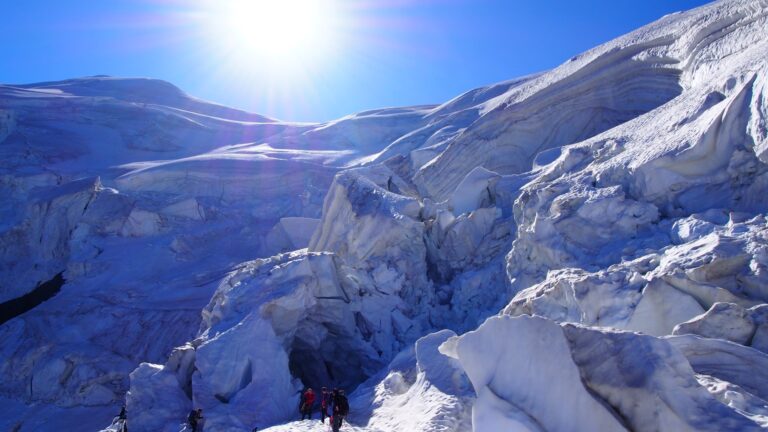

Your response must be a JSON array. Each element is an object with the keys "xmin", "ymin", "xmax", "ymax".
[
  {"xmin": 187, "ymin": 408, "xmax": 203, "ymax": 431},
  {"xmin": 297, "ymin": 388, "xmax": 306, "ymax": 417},
  {"xmin": 301, "ymin": 387, "xmax": 316, "ymax": 420},
  {"xmin": 115, "ymin": 406, "xmax": 128, "ymax": 432},
  {"xmin": 331, "ymin": 388, "xmax": 349, "ymax": 432},
  {"xmin": 320, "ymin": 387, "xmax": 331, "ymax": 423}
]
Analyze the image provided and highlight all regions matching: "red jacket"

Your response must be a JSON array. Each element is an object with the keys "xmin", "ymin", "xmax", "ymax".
[{"xmin": 303, "ymin": 390, "xmax": 315, "ymax": 406}]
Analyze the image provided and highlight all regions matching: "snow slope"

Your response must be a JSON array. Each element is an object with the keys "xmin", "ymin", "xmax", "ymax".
[
  {"xmin": 3, "ymin": 0, "xmax": 768, "ymax": 431},
  {"xmin": 0, "ymin": 76, "xmax": 476, "ymax": 430}
]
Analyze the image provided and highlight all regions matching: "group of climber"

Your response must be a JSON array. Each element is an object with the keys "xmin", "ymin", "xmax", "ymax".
[
  {"xmin": 117, "ymin": 406, "xmax": 205, "ymax": 432},
  {"xmin": 111, "ymin": 387, "xmax": 350, "ymax": 432},
  {"xmin": 183, "ymin": 387, "xmax": 349, "ymax": 431},
  {"xmin": 299, "ymin": 386, "xmax": 350, "ymax": 431}
]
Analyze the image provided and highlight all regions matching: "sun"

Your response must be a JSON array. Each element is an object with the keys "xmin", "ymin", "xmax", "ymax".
[{"xmin": 203, "ymin": 0, "xmax": 341, "ymax": 75}]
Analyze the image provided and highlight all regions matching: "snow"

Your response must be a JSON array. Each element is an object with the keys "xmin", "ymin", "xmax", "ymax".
[
  {"xmin": 626, "ymin": 279, "xmax": 706, "ymax": 336},
  {"xmin": 446, "ymin": 315, "xmax": 626, "ymax": 432},
  {"xmin": 347, "ymin": 330, "xmax": 473, "ymax": 432},
  {"xmin": 448, "ymin": 315, "xmax": 763, "ymax": 431},
  {"xmin": 263, "ymin": 217, "xmax": 320, "ymax": 255},
  {"xmin": 673, "ymin": 302, "xmax": 757, "ymax": 344},
  {"xmin": 3, "ymin": 0, "xmax": 768, "ymax": 431},
  {"xmin": 161, "ymin": 198, "xmax": 206, "ymax": 221},
  {"xmin": 667, "ymin": 333, "xmax": 768, "ymax": 421},
  {"xmin": 448, "ymin": 167, "xmax": 500, "ymax": 216},
  {"xmin": 696, "ymin": 374, "xmax": 768, "ymax": 427}
]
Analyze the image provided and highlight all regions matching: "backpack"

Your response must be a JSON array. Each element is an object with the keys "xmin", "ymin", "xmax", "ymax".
[{"xmin": 336, "ymin": 394, "xmax": 349, "ymax": 416}]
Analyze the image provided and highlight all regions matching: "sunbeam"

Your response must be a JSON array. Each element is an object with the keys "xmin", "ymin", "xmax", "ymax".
[{"xmin": 201, "ymin": 0, "xmax": 343, "ymax": 78}]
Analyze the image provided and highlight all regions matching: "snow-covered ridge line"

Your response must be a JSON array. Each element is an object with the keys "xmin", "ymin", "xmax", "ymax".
[{"xmin": 7, "ymin": 76, "xmax": 277, "ymax": 123}]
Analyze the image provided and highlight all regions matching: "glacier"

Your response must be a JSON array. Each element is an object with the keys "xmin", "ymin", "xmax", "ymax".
[{"xmin": 2, "ymin": 0, "xmax": 768, "ymax": 431}]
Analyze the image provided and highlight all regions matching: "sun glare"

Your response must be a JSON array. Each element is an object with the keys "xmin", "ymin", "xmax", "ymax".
[{"xmin": 204, "ymin": 0, "xmax": 340, "ymax": 75}]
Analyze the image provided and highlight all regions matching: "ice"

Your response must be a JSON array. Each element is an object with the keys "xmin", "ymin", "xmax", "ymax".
[
  {"xmin": 506, "ymin": 213, "xmax": 768, "ymax": 341},
  {"xmin": 263, "ymin": 217, "xmax": 320, "ymax": 255},
  {"xmin": 127, "ymin": 362, "xmax": 192, "ymax": 432},
  {"xmin": 448, "ymin": 167, "xmax": 500, "ymax": 216},
  {"xmin": 445, "ymin": 315, "xmax": 626, "ymax": 432},
  {"xmin": 626, "ymin": 279, "xmax": 706, "ymax": 336},
  {"xmin": 673, "ymin": 302, "xmax": 757, "ymax": 345},
  {"xmin": 120, "ymin": 208, "xmax": 163, "ymax": 237},
  {"xmin": 161, "ymin": 198, "xmax": 206, "ymax": 221},
  {"xmin": 696, "ymin": 374, "xmax": 768, "ymax": 427},
  {"xmin": 0, "ymin": 177, "xmax": 102, "ymax": 303},
  {"xmin": 448, "ymin": 315, "xmax": 763, "ymax": 431},
  {"xmin": 350, "ymin": 330, "xmax": 473, "ymax": 432},
  {"xmin": 3, "ymin": 0, "xmax": 768, "ymax": 430},
  {"xmin": 668, "ymin": 334, "xmax": 768, "ymax": 403}
]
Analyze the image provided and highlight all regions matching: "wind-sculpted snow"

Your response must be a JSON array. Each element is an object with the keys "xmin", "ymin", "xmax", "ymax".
[
  {"xmin": 10, "ymin": 76, "xmax": 275, "ymax": 123},
  {"xmin": 124, "ymin": 156, "xmax": 515, "ymax": 430},
  {"xmin": 258, "ymin": 332, "xmax": 473, "ymax": 432},
  {"xmin": 0, "ymin": 177, "xmax": 102, "ymax": 302},
  {"xmin": 414, "ymin": 48, "xmax": 684, "ymax": 199},
  {"xmin": 505, "ymin": 213, "xmax": 768, "ymax": 342},
  {"xmin": 668, "ymin": 334, "xmax": 768, "ymax": 416},
  {"xmin": 0, "ymin": 72, "xmax": 477, "ymax": 428},
  {"xmin": 127, "ymin": 247, "xmax": 416, "ymax": 431},
  {"xmin": 354, "ymin": 330, "xmax": 473, "ymax": 432},
  {"xmin": 127, "ymin": 251, "xmax": 357, "ymax": 430},
  {"xmin": 444, "ymin": 316, "xmax": 627, "ymax": 432},
  {"xmin": 673, "ymin": 302, "xmax": 767, "ymax": 345},
  {"xmin": 447, "ymin": 316, "xmax": 763, "ymax": 431},
  {"xmin": 5, "ymin": 0, "xmax": 768, "ymax": 430}
]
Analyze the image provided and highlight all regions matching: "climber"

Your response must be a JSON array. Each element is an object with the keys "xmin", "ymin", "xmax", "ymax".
[
  {"xmin": 320, "ymin": 387, "xmax": 331, "ymax": 423},
  {"xmin": 187, "ymin": 408, "xmax": 203, "ymax": 432},
  {"xmin": 331, "ymin": 388, "xmax": 349, "ymax": 432},
  {"xmin": 301, "ymin": 387, "xmax": 315, "ymax": 420},
  {"xmin": 297, "ymin": 388, "xmax": 306, "ymax": 419},
  {"xmin": 115, "ymin": 405, "xmax": 127, "ymax": 432},
  {"xmin": 297, "ymin": 388, "xmax": 306, "ymax": 415}
]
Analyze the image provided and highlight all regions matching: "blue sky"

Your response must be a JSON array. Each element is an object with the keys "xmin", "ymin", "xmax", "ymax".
[{"xmin": 2, "ymin": 0, "xmax": 711, "ymax": 122}]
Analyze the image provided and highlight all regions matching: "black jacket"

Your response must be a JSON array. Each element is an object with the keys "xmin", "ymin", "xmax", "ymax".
[{"xmin": 333, "ymin": 394, "xmax": 349, "ymax": 416}]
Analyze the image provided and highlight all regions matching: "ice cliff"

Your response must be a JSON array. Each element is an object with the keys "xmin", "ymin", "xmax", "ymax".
[{"xmin": 2, "ymin": 0, "xmax": 768, "ymax": 431}]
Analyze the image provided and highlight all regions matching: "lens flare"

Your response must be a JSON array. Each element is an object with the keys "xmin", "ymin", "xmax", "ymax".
[{"xmin": 204, "ymin": 0, "xmax": 340, "ymax": 76}]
